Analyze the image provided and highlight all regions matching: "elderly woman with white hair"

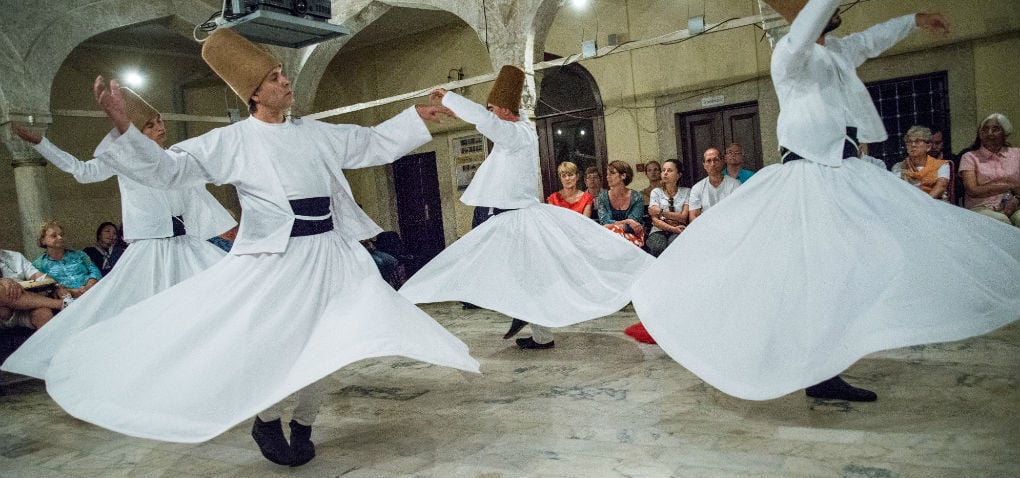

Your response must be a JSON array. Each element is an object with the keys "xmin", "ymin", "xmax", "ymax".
[
  {"xmin": 891, "ymin": 125, "xmax": 951, "ymax": 200},
  {"xmin": 959, "ymin": 113, "xmax": 1020, "ymax": 226}
]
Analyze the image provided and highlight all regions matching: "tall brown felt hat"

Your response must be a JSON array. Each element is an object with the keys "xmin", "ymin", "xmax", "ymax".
[
  {"xmin": 121, "ymin": 87, "xmax": 159, "ymax": 131},
  {"xmin": 762, "ymin": 0, "xmax": 808, "ymax": 22},
  {"xmin": 201, "ymin": 28, "xmax": 281, "ymax": 101},
  {"xmin": 486, "ymin": 65, "xmax": 525, "ymax": 112}
]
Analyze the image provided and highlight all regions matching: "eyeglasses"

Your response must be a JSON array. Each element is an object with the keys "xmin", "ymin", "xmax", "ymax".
[
  {"xmin": 667, "ymin": 197, "xmax": 675, "ymax": 212},
  {"xmin": 906, "ymin": 139, "xmax": 930, "ymax": 146}
]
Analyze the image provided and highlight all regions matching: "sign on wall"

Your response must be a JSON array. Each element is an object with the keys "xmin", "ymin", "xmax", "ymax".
[{"xmin": 451, "ymin": 133, "xmax": 487, "ymax": 191}]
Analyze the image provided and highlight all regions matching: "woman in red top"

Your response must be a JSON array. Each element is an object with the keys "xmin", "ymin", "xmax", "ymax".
[{"xmin": 547, "ymin": 161, "xmax": 594, "ymax": 217}]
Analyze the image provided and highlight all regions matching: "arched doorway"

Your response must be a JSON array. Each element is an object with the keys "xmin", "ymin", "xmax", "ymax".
[{"xmin": 535, "ymin": 59, "xmax": 607, "ymax": 200}]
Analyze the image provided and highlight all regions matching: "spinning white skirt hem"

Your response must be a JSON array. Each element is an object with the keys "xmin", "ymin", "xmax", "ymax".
[
  {"xmin": 632, "ymin": 158, "xmax": 1020, "ymax": 400},
  {"xmin": 400, "ymin": 203, "xmax": 654, "ymax": 326},
  {"xmin": 2, "ymin": 236, "xmax": 226, "ymax": 378},
  {"xmin": 41, "ymin": 231, "xmax": 479, "ymax": 443}
]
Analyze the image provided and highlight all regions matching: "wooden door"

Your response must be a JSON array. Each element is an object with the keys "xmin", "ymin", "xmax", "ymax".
[
  {"xmin": 392, "ymin": 152, "xmax": 445, "ymax": 275},
  {"xmin": 677, "ymin": 102, "xmax": 761, "ymax": 187}
]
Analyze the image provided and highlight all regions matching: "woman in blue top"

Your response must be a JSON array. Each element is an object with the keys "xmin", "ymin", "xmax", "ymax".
[
  {"xmin": 32, "ymin": 220, "xmax": 102, "ymax": 298},
  {"xmin": 595, "ymin": 160, "xmax": 646, "ymax": 247}
]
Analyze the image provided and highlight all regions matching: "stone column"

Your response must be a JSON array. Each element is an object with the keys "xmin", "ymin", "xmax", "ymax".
[{"xmin": 2, "ymin": 122, "xmax": 52, "ymax": 255}]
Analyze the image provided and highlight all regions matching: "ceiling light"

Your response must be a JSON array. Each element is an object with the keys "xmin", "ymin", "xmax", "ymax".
[
  {"xmin": 123, "ymin": 71, "xmax": 144, "ymax": 88},
  {"xmin": 572, "ymin": 0, "xmax": 588, "ymax": 9}
]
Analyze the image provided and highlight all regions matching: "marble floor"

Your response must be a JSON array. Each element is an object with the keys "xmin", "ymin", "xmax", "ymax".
[{"xmin": 1, "ymin": 303, "xmax": 1017, "ymax": 478}]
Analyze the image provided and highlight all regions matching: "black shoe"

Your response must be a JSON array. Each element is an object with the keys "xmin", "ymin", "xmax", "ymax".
[
  {"xmin": 805, "ymin": 376, "xmax": 877, "ymax": 402},
  {"xmin": 516, "ymin": 337, "xmax": 554, "ymax": 349},
  {"xmin": 251, "ymin": 417, "xmax": 293, "ymax": 465},
  {"xmin": 503, "ymin": 319, "xmax": 529, "ymax": 339},
  {"xmin": 289, "ymin": 420, "xmax": 316, "ymax": 467}
]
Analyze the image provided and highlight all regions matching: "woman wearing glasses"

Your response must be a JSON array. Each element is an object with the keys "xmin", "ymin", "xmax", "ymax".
[
  {"xmin": 645, "ymin": 159, "xmax": 690, "ymax": 257},
  {"xmin": 891, "ymin": 125, "xmax": 951, "ymax": 200}
]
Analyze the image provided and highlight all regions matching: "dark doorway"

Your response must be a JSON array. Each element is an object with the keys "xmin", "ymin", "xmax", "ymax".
[
  {"xmin": 676, "ymin": 102, "xmax": 761, "ymax": 187},
  {"xmin": 392, "ymin": 152, "xmax": 445, "ymax": 275},
  {"xmin": 536, "ymin": 59, "xmax": 607, "ymax": 199}
]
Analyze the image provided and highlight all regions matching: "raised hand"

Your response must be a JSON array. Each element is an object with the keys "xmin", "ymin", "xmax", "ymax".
[
  {"xmin": 11, "ymin": 124, "xmax": 42, "ymax": 145},
  {"xmin": 415, "ymin": 104, "xmax": 456, "ymax": 123},
  {"xmin": 916, "ymin": 13, "xmax": 950, "ymax": 37},
  {"xmin": 429, "ymin": 88, "xmax": 448, "ymax": 104},
  {"xmin": 93, "ymin": 76, "xmax": 131, "ymax": 133}
]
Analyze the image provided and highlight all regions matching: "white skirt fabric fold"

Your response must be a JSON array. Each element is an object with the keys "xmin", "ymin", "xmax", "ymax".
[
  {"xmin": 632, "ymin": 158, "xmax": 1020, "ymax": 400},
  {"xmin": 2, "ymin": 236, "xmax": 226, "ymax": 378},
  {"xmin": 400, "ymin": 203, "xmax": 655, "ymax": 326},
  {"xmin": 42, "ymin": 231, "xmax": 479, "ymax": 443}
]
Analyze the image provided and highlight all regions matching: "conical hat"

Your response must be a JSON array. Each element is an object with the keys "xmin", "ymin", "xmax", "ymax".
[
  {"xmin": 486, "ymin": 65, "xmax": 525, "ymax": 112},
  {"xmin": 121, "ymin": 87, "xmax": 159, "ymax": 131},
  {"xmin": 762, "ymin": 0, "xmax": 808, "ymax": 22},
  {"xmin": 201, "ymin": 28, "xmax": 280, "ymax": 101}
]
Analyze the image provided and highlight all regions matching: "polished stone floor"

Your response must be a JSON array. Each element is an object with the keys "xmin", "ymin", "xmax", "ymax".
[{"xmin": 1, "ymin": 303, "xmax": 1017, "ymax": 478}]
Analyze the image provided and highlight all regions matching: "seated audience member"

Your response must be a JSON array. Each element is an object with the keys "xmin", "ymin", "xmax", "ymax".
[
  {"xmin": 547, "ymin": 161, "xmax": 594, "ymax": 218},
  {"xmin": 689, "ymin": 148, "xmax": 740, "ymax": 221},
  {"xmin": 362, "ymin": 237, "xmax": 401, "ymax": 288},
  {"xmin": 929, "ymin": 127, "xmax": 951, "ymax": 161},
  {"xmin": 208, "ymin": 210, "xmax": 240, "ymax": 252},
  {"xmin": 83, "ymin": 222, "xmax": 127, "ymax": 277},
  {"xmin": 640, "ymin": 160, "xmax": 662, "ymax": 209},
  {"xmin": 891, "ymin": 126, "xmax": 951, "ymax": 200},
  {"xmin": 640, "ymin": 160, "xmax": 662, "ymax": 234},
  {"xmin": 1, "ymin": 249, "xmax": 66, "ymax": 330},
  {"xmin": 723, "ymin": 143, "xmax": 755, "ymax": 183},
  {"xmin": 596, "ymin": 160, "xmax": 646, "ymax": 247},
  {"xmin": 32, "ymin": 221, "xmax": 102, "ymax": 298},
  {"xmin": 959, "ymin": 113, "xmax": 1020, "ymax": 226},
  {"xmin": 645, "ymin": 159, "xmax": 690, "ymax": 257},
  {"xmin": 584, "ymin": 166, "xmax": 604, "ymax": 222}
]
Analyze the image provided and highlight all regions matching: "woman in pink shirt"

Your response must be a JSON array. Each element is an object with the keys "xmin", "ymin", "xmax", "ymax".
[{"xmin": 959, "ymin": 113, "xmax": 1020, "ymax": 226}]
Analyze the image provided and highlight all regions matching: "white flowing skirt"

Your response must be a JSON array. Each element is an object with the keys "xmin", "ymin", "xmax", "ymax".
[
  {"xmin": 42, "ymin": 230, "xmax": 479, "ymax": 443},
  {"xmin": 2, "ymin": 236, "xmax": 226, "ymax": 378},
  {"xmin": 400, "ymin": 203, "xmax": 655, "ymax": 326},
  {"xmin": 632, "ymin": 158, "xmax": 1020, "ymax": 400}
]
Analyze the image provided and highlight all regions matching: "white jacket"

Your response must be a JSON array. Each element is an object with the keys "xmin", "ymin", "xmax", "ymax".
[
  {"xmin": 772, "ymin": 0, "xmax": 916, "ymax": 166},
  {"xmin": 96, "ymin": 106, "xmax": 431, "ymax": 255},
  {"xmin": 35, "ymin": 138, "xmax": 236, "ymax": 242},
  {"xmin": 444, "ymin": 92, "xmax": 540, "ymax": 209}
]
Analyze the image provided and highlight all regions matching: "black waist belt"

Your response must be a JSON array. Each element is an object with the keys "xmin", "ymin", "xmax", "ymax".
[
  {"xmin": 172, "ymin": 216, "xmax": 186, "ymax": 237},
  {"xmin": 290, "ymin": 197, "xmax": 334, "ymax": 237},
  {"xmin": 782, "ymin": 127, "xmax": 859, "ymax": 164}
]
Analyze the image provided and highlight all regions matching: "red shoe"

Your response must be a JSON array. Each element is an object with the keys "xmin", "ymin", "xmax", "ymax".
[{"xmin": 624, "ymin": 322, "xmax": 656, "ymax": 344}]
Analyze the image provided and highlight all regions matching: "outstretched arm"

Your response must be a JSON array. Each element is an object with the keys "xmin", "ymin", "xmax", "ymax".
[
  {"xmin": 14, "ymin": 126, "xmax": 115, "ymax": 183},
  {"xmin": 440, "ymin": 91, "xmax": 530, "ymax": 145},
  {"xmin": 840, "ymin": 12, "xmax": 950, "ymax": 67}
]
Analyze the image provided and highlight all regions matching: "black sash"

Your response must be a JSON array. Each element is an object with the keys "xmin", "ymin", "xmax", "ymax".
[
  {"xmin": 290, "ymin": 197, "xmax": 334, "ymax": 237},
  {"xmin": 172, "ymin": 216, "xmax": 186, "ymax": 237},
  {"xmin": 782, "ymin": 127, "xmax": 859, "ymax": 163}
]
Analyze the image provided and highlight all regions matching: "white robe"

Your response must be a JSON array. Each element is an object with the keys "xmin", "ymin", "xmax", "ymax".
[
  {"xmin": 630, "ymin": 0, "xmax": 1020, "ymax": 400},
  {"xmin": 400, "ymin": 92, "xmax": 654, "ymax": 326},
  {"xmin": 37, "ymin": 108, "xmax": 479, "ymax": 443}
]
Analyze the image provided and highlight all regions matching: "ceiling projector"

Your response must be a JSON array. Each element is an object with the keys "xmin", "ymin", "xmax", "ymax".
[{"xmin": 219, "ymin": 0, "xmax": 348, "ymax": 48}]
